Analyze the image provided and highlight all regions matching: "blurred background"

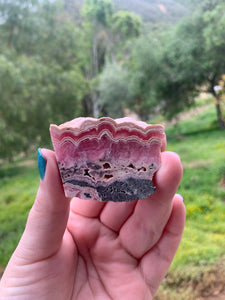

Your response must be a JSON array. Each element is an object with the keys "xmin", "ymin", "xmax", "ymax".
[{"xmin": 0, "ymin": 0, "xmax": 225, "ymax": 299}]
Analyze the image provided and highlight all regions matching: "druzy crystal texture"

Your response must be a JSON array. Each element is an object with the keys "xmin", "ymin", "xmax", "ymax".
[{"xmin": 50, "ymin": 117, "xmax": 166, "ymax": 202}]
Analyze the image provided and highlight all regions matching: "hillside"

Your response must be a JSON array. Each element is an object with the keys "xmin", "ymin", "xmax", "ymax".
[
  {"xmin": 68, "ymin": 0, "xmax": 190, "ymax": 23},
  {"xmin": 113, "ymin": 0, "xmax": 190, "ymax": 23}
]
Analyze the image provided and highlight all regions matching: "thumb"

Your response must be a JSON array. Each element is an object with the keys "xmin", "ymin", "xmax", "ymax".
[{"xmin": 16, "ymin": 148, "xmax": 70, "ymax": 261}]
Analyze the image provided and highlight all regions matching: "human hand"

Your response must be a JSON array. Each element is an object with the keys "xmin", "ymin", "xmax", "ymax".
[{"xmin": 0, "ymin": 149, "xmax": 185, "ymax": 300}]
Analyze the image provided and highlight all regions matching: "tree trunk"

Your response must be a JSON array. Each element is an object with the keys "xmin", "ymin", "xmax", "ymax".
[
  {"xmin": 215, "ymin": 97, "xmax": 225, "ymax": 129},
  {"xmin": 90, "ymin": 34, "xmax": 100, "ymax": 118},
  {"xmin": 92, "ymin": 93, "xmax": 99, "ymax": 118},
  {"xmin": 8, "ymin": 25, "xmax": 15, "ymax": 47},
  {"xmin": 92, "ymin": 35, "xmax": 99, "ymax": 78},
  {"xmin": 210, "ymin": 80, "xmax": 225, "ymax": 129}
]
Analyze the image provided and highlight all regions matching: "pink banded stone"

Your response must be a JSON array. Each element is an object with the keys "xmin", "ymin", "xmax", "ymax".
[{"xmin": 50, "ymin": 117, "xmax": 166, "ymax": 202}]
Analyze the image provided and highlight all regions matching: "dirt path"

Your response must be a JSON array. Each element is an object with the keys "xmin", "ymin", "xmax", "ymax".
[
  {"xmin": 197, "ymin": 292, "xmax": 225, "ymax": 300},
  {"xmin": 163, "ymin": 103, "xmax": 213, "ymax": 127}
]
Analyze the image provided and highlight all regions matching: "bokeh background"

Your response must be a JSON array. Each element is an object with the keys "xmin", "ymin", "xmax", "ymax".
[{"xmin": 0, "ymin": 1, "xmax": 225, "ymax": 299}]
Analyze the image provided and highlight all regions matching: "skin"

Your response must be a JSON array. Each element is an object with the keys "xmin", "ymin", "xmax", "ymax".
[{"xmin": 0, "ymin": 149, "xmax": 185, "ymax": 300}]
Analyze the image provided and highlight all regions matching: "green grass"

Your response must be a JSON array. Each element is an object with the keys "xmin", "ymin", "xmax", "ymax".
[
  {"xmin": 166, "ymin": 106, "xmax": 225, "ymax": 271},
  {"xmin": 0, "ymin": 160, "xmax": 39, "ymax": 265},
  {"xmin": 153, "ymin": 104, "xmax": 225, "ymax": 298}
]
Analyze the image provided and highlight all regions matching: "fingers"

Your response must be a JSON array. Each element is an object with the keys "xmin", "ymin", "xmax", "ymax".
[
  {"xmin": 100, "ymin": 200, "xmax": 137, "ymax": 232},
  {"xmin": 70, "ymin": 197, "xmax": 105, "ymax": 218},
  {"xmin": 119, "ymin": 151, "xmax": 183, "ymax": 258},
  {"xmin": 100, "ymin": 151, "xmax": 181, "ymax": 233},
  {"xmin": 140, "ymin": 194, "xmax": 186, "ymax": 296},
  {"xmin": 16, "ymin": 149, "xmax": 70, "ymax": 261}
]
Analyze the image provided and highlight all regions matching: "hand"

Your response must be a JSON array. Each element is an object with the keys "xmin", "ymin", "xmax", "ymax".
[{"xmin": 0, "ymin": 149, "xmax": 185, "ymax": 300}]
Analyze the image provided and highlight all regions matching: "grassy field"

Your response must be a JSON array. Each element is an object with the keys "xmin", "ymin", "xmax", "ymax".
[
  {"xmin": 156, "ymin": 104, "xmax": 225, "ymax": 299},
  {"xmin": 0, "ymin": 159, "xmax": 39, "ymax": 266},
  {"xmin": 0, "ymin": 103, "xmax": 225, "ymax": 299},
  {"xmin": 167, "ymin": 107, "xmax": 225, "ymax": 268}
]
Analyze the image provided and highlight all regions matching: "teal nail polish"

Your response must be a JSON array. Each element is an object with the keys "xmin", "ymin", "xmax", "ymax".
[{"xmin": 38, "ymin": 148, "xmax": 46, "ymax": 180}]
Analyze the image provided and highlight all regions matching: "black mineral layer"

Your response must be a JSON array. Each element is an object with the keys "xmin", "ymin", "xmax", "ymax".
[{"xmin": 64, "ymin": 177, "xmax": 156, "ymax": 202}]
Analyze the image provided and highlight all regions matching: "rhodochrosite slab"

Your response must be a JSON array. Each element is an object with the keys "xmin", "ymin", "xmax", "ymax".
[{"xmin": 50, "ymin": 117, "xmax": 166, "ymax": 202}]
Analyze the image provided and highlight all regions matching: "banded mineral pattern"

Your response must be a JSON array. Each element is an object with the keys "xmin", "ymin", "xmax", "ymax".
[{"xmin": 50, "ymin": 117, "xmax": 166, "ymax": 202}]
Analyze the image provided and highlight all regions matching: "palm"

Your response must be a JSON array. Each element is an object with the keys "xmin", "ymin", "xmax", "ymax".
[
  {"xmin": 67, "ymin": 202, "xmax": 151, "ymax": 300},
  {"xmin": 0, "ymin": 151, "xmax": 185, "ymax": 300},
  {"xmin": 58, "ymin": 152, "xmax": 184, "ymax": 300}
]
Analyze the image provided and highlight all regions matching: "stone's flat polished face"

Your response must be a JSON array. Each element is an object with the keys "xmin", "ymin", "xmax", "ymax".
[{"xmin": 50, "ymin": 117, "xmax": 166, "ymax": 202}]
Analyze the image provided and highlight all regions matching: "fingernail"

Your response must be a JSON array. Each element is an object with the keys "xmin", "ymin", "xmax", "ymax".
[
  {"xmin": 38, "ymin": 148, "xmax": 46, "ymax": 180},
  {"xmin": 177, "ymin": 193, "xmax": 184, "ymax": 202}
]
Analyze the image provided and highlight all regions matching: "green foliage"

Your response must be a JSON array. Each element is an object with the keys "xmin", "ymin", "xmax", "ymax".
[
  {"xmin": 0, "ymin": 0, "xmax": 88, "ymax": 159},
  {"xmin": 0, "ymin": 54, "xmax": 26, "ymax": 159},
  {"xmin": 36, "ymin": 2, "xmax": 83, "ymax": 69},
  {"xmin": 203, "ymin": 1, "xmax": 225, "ymax": 47},
  {"xmin": 81, "ymin": 0, "xmax": 143, "ymax": 117},
  {"xmin": 0, "ymin": 0, "xmax": 41, "ymax": 53},
  {"xmin": 127, "ymin": 17, "xmax": 205, "ymax": 119},
  {"xmin": 127, "ymin": 34, "xmax": 163, "ymax": 119},
  {"xmin": 113, "ymin": 0, "xmax": 189, "ymax": 23},
  {"xmin": 0, "ymin": 54, "xmax": 86, "ymax": 158},
  {"xmin": 121, "ymin": 0, "xmax": 225, "ymax": 124},
  {"xmin": 98, "ymin": 63, "xmax": 130, "ymax": 117},
  {"xmin": 82, "ymin": 0, "xmax": 113, "ymax": 26},
  {"xmin": 160, "ymin": 3, "xmax": 225, "ymax": 125},
  {"xmin": 1, "ymin": 0, "xmax": 225, "ymax": 159},
  {"xmin": 112, "ymin": 11, "xmax": 141, "ymax": 40},
  {"xmin": 0, "ymin": 160, "xmax": 38, "ymax": 265}
]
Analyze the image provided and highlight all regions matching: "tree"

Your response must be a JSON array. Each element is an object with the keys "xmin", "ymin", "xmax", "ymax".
[
  {"xmin": 112, "ymin": 11, "xmax": 141, "ymax": 40},
  {"xmin": 0, "ymin": 0, "xmax": 40, "ymax": 53},
  {"xmin": 110, "ymin": 10, "xmax": 142, "ymax": 63},
  {"xmin": 81, "ymin": 0, "xmax": 142, "ymax": 118},
  {"xmin": 81, "ymin": 0, "xmax": 114, "ymax": 117},
  {"xmin": 202, "ymin": 0, "xmax": 225, "ymax": 128},
  {"xmin": 83, "ymin": 0, "xmax": 113, "ymax": 26},
  {"xmin": 0, "ymin": 54, "xmax": 86, "ymax": 160},
  {"xmin": 0, "ymin": 54, "xmax": 24, "ymax": 160},
  {"xmin": 63, "ymin": 0, "xmax": 83, "ymax": 23},
  {"xmin": 128, "ymin": 0, "xmax": 225, "ymax": 127},
  {"xmin": 98, "ymin": 63, "xmax": 130, "ymax": 118},
  {"xmin": 154, "ymin": 16, "xmax": 203, "ymax": 118},
  {"xmin": 158, "ymin": 3, "xmax": 225, "ymax": 127},
  {"xmin": 0, "ymin": 0, "xmax": 87, "ymax": 159},
  {"xmin": 126, "ymin": 34, "xmax": 164, "ymax": 120}
]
